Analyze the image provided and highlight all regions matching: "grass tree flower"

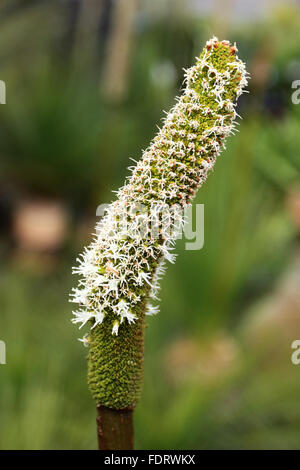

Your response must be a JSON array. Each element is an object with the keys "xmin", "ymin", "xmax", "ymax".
[{"xmin": 71, "ymin": 37, "xmax": 249, "ymax": 411}]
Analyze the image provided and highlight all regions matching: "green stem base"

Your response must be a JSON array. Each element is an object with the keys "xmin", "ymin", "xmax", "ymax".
[{"xmin": 88, "ymin": 302, "xmax": 146, "ymax": 409}]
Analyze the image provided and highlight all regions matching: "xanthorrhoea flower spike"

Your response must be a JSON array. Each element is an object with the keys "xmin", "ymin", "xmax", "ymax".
[{"xmin": 71, "ymin": 37, "xmax": 249, "ymax": 409}]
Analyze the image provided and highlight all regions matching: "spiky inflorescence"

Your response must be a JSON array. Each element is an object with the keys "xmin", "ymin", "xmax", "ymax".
[{"xmin": 71, "ymin": 37, "xmax": 249, "ymax": 409}]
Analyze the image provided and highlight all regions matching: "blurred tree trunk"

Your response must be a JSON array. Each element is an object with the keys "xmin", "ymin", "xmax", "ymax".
[
  {"xmin": 59, "ymin": 0, "xmax": 81, "ymax": 63},
  {"xmin": 101, "ymin": 0, "xmax": 137, "ymax": 102},
  {"xmin": 0, "ymin": 0, "xmax": 47, "ymax": 22},
  {"xmin": 74, "ymin": 0, "xmax": 113, "ymax": 70}
]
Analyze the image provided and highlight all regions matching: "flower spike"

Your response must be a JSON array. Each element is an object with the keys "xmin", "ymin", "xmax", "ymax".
[{"xmin": 71, "ymin": 37, "xmax": 249, "ymax": 409}]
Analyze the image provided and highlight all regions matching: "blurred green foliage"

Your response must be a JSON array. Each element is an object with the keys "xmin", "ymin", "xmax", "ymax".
[{"xmin": 1, "ymin": 0, "xmax": 300, "ymax": 449}]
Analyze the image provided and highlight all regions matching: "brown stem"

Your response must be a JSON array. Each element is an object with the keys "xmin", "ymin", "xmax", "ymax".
[{"xmin": 97, "ymin": 404, "xmax": 134, "ymax": 450}]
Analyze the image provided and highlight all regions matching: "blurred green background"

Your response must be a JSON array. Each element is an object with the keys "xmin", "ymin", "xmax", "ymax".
[{"xmin": 1, "ymin": 0, "xmax": 300, "ymax": 449}]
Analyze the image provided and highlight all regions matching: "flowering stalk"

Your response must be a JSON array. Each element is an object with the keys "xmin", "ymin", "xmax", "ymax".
[{"xmin": 71, "ymin": 37, "xmax": 248, "ymax": 445}]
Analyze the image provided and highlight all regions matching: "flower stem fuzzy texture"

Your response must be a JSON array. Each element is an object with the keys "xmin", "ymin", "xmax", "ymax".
[{"xmin": 71, "ymin": 37, "xmax": 249, "ymax": 410}]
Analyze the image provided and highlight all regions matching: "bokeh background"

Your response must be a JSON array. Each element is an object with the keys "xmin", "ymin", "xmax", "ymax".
[{"xmin": 1, "ymin": 0, "xmax": 300, "ymax": 449}]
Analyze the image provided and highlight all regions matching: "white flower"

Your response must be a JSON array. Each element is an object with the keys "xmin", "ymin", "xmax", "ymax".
[
  {"xmin": 146, "ymin": 303, "xmax": 160, "ymax": 316},
  {"xmin": 106, "ymin": 278, "xmax": 120, "ymax": 297},
  {"xmin": 115, "ymin": 299, "xmax": 137, "ymax": 324},
  {"xmin": 160, "ymin": 244, "xmax": 176, "ymax": 264},
  {"xmin": 92, "ymin": 310, "xmax": 105, "ymax": 329},
  {"xmin": 71, "ymin": 37, "xmax": 248, "ymax": 337},
  {"xmin": 78, "ymin": 334, "xmax": 90, "ymax": 347},
  {"xmin": 93, "ymin": 275, "xmax": 107, "ymax": 287},
  {"xmin": 124, "ymin": 311, "xmax": 137, "ymax": 324},
  {"xmin": 72, "ymin": 310, "xmax": 94, "ymax": 329},
  {"xmin": 136, "ymin": 271, "xmax": 153, "ymax": 287},
  {"xmin": 112, "ymin": 320, "xmax": 120, "ymax": 336}
]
